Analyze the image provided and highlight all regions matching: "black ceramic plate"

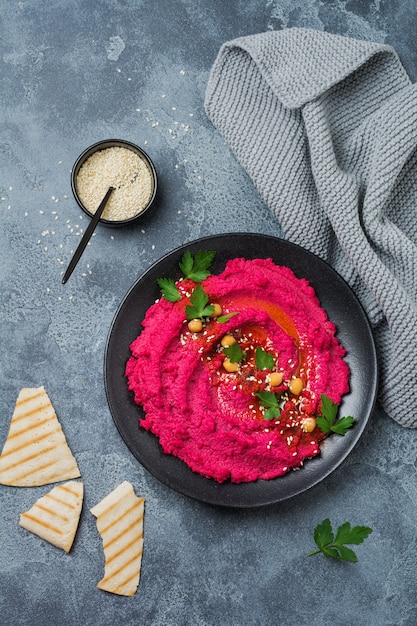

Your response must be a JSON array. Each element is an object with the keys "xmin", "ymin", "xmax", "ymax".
[{"xmin": 104, "ymin": 233, "xmax": 378, "ymax": 508}]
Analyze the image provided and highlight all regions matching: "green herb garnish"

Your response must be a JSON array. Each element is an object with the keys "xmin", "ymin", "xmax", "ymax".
[
  {"xmin": 316, "ymin": 394, "xmax": 355, "ymax": 435},
  {"xmin": 255, "ymin": 347, "xmax": 275, "ymax": 371},
  {"xmin": 157, "ymin": 277, "xmax": 181, "ymax": 303},
  {"xmin": 223, "ymin": 341, "xmax": 246, "ymax": 364},
  {"xmin": 254, "ymin": 390, "xmax": 281, "ymax": 420},
  {"xmin": 158, "ymin": 249, "xmax": 216, "ymax": 301},
  {"xmin": 185, "ymin": 285, "xmax": 214, "ymax": 320},
  {"xmin": 217, "ymin": 312, "xmax": 239, "ymax": 324},
  {"xmin": 179, "ymin": 250, "xmax": 216, "ymax": 282},
  {"xmin": 308, "ymin": 518, "xmax": 372, "ymax": 562}
]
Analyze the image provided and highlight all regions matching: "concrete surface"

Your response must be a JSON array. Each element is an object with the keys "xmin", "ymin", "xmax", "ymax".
[{"xmin": 1, "ymin": 2, "xmax": 416, "ymax": 625}]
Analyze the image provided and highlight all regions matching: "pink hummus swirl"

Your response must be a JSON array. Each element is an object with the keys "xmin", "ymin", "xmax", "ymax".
[{"xmin": 125, "ymin": 258, "xmax": 350, "ymax": 483}]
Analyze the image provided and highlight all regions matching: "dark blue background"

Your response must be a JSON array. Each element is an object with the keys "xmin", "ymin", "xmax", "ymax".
[{"xmin": 1, "ymin": 2, "xmax": 416, "ymax": 625}]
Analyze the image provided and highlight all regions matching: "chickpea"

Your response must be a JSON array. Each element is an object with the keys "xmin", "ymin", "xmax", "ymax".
[
  {"xmin": 301, "ymin": 417, "xmax": 316, "ymax": 433},
  {"xmin": 210, "ymin": 303, "xmax": 222, "ymax": 317},
  {"xmin": 268, "ymin": 372, "xmax": 283, "ymax": 387},
  {"xmin": 188, "ymin": 318, "xmax": 203, "ymax": 333},
  {"xmin": 221, "ymin": 334, "xmax": 236, "ymax": 348},
  {"xmin": 289, "ymin": 377, "xmax": 304, "ymax": 395},
  {"xmin": 223, "ymin": 357, "xmax": 239, "ymax": 373}
]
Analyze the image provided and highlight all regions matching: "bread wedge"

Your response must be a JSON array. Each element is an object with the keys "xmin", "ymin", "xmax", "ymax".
[
  {"xmin": 19, "ymin": 481, "xmax": 83, "ymax": 552},
  {"xmin": 91, "ymin": 481, "xmax": 145, "ymax": 596},
  {"xmin": 0, "ymin": 386, "xmax": 80, "ymax": 486}
]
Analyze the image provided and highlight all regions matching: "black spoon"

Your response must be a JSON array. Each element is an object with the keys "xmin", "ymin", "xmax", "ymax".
[{"xmin": 62, "ymin": 186, "xmax": 115, "ymax": 284}]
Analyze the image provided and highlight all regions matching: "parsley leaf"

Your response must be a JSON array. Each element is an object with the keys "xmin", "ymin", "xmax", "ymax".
[
  {"xmin": 157, "ymin": 277, "xmax": 181, "ymax": 302},
  {"xmin": 264, "ymin": 406, "xmax": 280, "ymax": 420},
  {"xmin": 330, "ymin": 415, "xmax": 356, "ymax": 435},
  {"xmin": 179, "ymin": 250, "xmax": 216, "ymax": 282},
  {"xmin": 308, "ymin": 519, "xmax": 372, "ymax": 562},
  {"xmin": 157, "ymin": 249, "xmax": 215, "ymax": 304},
  {"xmin": 254, "ymin": 390, "xmax": 281, "ymax": 420},
  {"xmin": 178, "ymin": 250, "xmax": 194, "ymax": 277},
  {"xmin": 217, "ymin": 312, "xmax": 239, "ymax": 324},
  {"xmin": 255, "ymin": 347, "xmax": 275, "ymax": 371},
  {"xmin": 185, "ymin": 285, "xmax": 214, "ymax": 320},
  {"xmin": 316, "ymin": 394, "xmax": 355, "ymax": 436},
  {"xmin": 223, "ymin": 341, "xmax": 246, "ymax": 363}
]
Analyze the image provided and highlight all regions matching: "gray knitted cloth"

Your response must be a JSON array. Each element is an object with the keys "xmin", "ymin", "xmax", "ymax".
[{"xmin": 205, "ymin": 28, "xmax": 417, "ymax": 428}]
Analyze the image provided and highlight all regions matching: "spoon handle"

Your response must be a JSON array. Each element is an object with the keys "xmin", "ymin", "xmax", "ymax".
[{"xmin": 62, "ymin": 186, "xmax": 115, "ymax": 284}]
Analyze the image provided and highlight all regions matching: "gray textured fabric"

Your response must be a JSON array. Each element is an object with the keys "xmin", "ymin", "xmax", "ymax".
[{"xmin": 205, "ymin": 28, "xmax": 417, "ymax": 428}]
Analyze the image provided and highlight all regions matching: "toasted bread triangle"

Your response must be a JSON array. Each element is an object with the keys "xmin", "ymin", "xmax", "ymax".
[
  {"xmin": 0, "ymin": 386, "xmax": 81, "ymax": 486},
  {"xmin": 91, "ymin": 481, "xmax": 145, "ymax": 597},
  {"xmin": 19, "ymin": 481, "xmax": 84, "ymax": 552}
]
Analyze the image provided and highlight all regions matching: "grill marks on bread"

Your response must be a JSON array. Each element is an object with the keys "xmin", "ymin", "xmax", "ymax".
[
  {"xmin": 2, "ymin": 388, "xmax": 146, "ymax": 594},
  {"xmin": 19, "ymin": 481, "xmax": 84, "ymax": 553},
  {"xmin": 90, "ymin": 481, "xmax": 145, "ymax": 597},
  {"xmin": 0, "ymin": 387, "xmax": 80, "ymax": 486}
]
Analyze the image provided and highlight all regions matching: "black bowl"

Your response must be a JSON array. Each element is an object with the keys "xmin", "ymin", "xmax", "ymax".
[
  {"xmin": 71, "ymin": 139, "xmax": 157, "ymax": 227},
  {"xmin": 104, "ymin": 233, "xmax": 378, "ymax": 508}
]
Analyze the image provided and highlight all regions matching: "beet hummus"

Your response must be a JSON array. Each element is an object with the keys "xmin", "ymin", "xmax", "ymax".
[{"xmin": 125, "ymin": 257, "xmax": 350, "ymax": 484}]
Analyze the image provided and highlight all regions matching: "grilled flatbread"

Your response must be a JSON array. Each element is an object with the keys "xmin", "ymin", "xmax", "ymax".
[
  {"xmin": 90, "ymin": 481, "xmax": 145, "ymax": 597},
  {"xmin": 19, "ymin": 481, "xmax": 84, "ymax": 553},
  {"xmin": 0, "ymin": 386, "xmax": 80, "ymax": 486}
]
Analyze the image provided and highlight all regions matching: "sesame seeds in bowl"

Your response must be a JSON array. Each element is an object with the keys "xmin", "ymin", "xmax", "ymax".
[{"xmin": 71, "ymin": 139, "xmax": 157, "ymax": 227}]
